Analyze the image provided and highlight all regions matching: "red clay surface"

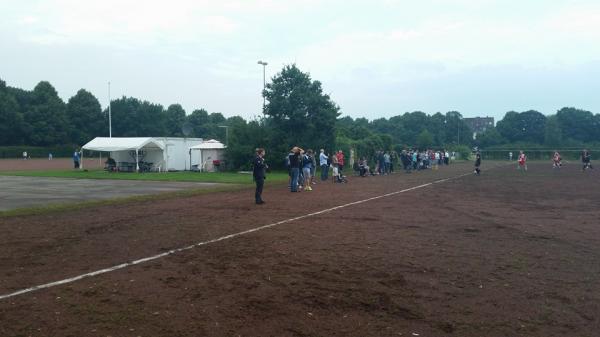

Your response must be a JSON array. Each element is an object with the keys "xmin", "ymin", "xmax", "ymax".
[
  {"xmin": 0, "ymin": 162, "xmax": 599, "ymax": 337},
  {"xmin": 0, "ymin": 158, "xmax": 103, "ymax": 171}
]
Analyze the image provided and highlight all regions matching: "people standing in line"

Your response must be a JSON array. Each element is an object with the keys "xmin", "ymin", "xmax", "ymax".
[
  {"xmin": 582, "ymin": 149, "xmax": 593, "ymax": 171},
  {"xmin": 302, "ymin": 149, "xmax": 313, "ymax": 191},
  {"xmin": 319, "ymin": 149, "xmax": 329, "ymax": 181},
  {"xmin": 518, "ymin": 151, "xmax": 527, "ymax": 171},
  {"xmin": 73, "ymin": 149, "xmax": 81, "ymax": 169},
  {"xmin": 336, "ymin": 150, "xmax": 345, "ymax": 174},
  {"xmin": 474, "ymin": 151, "xmax": 482, "ymax": 175},
  {"xmin": 444, "ymin": 150, "xmax": 450, "ymax": 165},
  {"xmin": 289, "ymin": 147, "xmax": 302, "ymax": 192},
  {"xmin": 253, "ymin": 148, "xmax": 267, "ymax": 204}
]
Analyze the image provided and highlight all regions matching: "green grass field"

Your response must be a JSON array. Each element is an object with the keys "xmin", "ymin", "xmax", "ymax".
[{"xmin": 0, "ymin": 169, "xmax": 289, "ymax": 185}]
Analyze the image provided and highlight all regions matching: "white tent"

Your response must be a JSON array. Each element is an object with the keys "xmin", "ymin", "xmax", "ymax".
[
  {"xmin": 82, "ymin": 137, "xmax": 203, "ymax": 171},
  {"xmin": 189, "ymin": 139, "xmax": 227, "ymax": 172}
]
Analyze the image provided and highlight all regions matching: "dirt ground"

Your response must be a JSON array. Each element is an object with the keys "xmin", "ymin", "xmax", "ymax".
[
  {"xmin": 0, "ymin": 158, "xmax": 103, "ymax": 171},
  {"xmin": 0, "ymin": 162, "xmax": 598, "ymax": 337}
]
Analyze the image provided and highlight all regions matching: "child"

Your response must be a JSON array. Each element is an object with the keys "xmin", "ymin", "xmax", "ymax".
[
  {"xmin": 518, "ymin": 151, "xmax": 527, "ymax": 171},
  {"xmin": 552, "ymin": 151, "xmax": 562, "ymax": 169},
  {"xmin": 474, "ymin": 152, "xmax": 482, "ymax": 175}
]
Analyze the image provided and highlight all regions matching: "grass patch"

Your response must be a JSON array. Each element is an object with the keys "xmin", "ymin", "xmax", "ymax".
[
  {"xmin": 0, "ymin": 169, "xmax": 289, "ymax": 184},
  {"xmin": 0, "ymin": 184, "xmax": 250, "ymax": 218}
]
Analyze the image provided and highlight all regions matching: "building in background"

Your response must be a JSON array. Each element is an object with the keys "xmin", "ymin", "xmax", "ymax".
[{"xmin": 464, "ymin": 117, "xmax": 495, "ymax": 139}]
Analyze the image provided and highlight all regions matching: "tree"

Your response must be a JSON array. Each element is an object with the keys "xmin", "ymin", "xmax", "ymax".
[
  {"xmin": 187, "ymin": 109, "xmax": 209, "ymax": 138},
  {"xmin": 477, "ymin": 128, "xmax": 506, "ymax": 148},
  {"xmin": 263, "ymin": 64, "xmax": 340, "ymax": 157},
  {"xmin": 416, "ymin": 129, "xmax": 434, "ymax": 149},
  {"xmin": 67, "ymin": 89, "xmax": 104, "ymax": 144},
  {"xmin": 544, "ymin": 115, "xmax": 563, "ymax": 147},
  {"xmin": 24, "ymin": 81, "xmax": 69, "ymax": 145},
  {"xmin": 496, "ymin": 110, "xmax": 546, "ymax": 144},
  {"xmin": 165, "ymin": 104, "xmax": 187, "ymax": 137},
  {"xmin": 555, "ymin": 107, "xmax": 596, "ymax": 143},
  {"xmin": 109, "ymin": 97, "xmax": 166, "ymax": 137},
  {"xmin": 0, "ymin": 79, "xmax": 25, "ymax": 145}
]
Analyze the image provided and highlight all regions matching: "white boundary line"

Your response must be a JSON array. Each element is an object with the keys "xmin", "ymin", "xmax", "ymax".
[{"xmin": 0, "ymin": 171, "xmax": 473, "ymax": 301}]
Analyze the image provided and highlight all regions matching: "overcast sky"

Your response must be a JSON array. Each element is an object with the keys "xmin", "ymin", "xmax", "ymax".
[{"xmin": 2, "ymin": 0, "xmax": 600, "ymax": 121}]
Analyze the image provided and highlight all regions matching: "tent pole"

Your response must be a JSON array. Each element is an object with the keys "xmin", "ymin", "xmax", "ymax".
[{"xmin": 136, "ymin": 149, "xmax": 139, "ymax": 172}]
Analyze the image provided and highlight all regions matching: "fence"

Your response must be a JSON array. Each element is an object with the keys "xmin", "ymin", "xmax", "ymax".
[
  {"xmin": 0, "ymin": 146, "xmax": 77, "ymax": 159},
  {"xmin": 480, "ymin": 149, "xmax": 599, "ymax": 161}
]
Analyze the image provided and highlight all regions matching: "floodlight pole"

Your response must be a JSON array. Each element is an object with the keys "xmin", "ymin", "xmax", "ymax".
[
  {"xmin": 108, "ymin": 81, "xmax": 112, "ymax": 138},
  {"xmin": 218, "ymin": 125, "xmax": 229, "ymax": 146},
  {"xmin": 257, "ymin": 60, "xmax": 268, "ymax": 111}
]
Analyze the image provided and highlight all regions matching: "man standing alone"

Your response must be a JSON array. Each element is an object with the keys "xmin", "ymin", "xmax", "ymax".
[
  {"xmin": 73, "ymin": 149, "xmax": 80, "ymax": 169},
  {"xmin": 253, "ymin": 148, "xmax": 267, "ymax": 204},
  {"xmin": 319, "ymin": 149, "xmax": 328, "ymax": 181}
]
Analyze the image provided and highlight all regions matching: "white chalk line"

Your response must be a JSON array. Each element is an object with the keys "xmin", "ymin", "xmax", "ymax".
[{"xmin": 0, "ymin": 171, "xmax": 473, "ymax": 301}]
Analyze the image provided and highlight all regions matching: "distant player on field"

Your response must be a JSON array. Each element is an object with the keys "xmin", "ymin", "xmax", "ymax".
[
  {"xmin": 581, "ymin": 149, "xmax": 593, "ymax": 171},
  {"xmin": 518, "ymin": 151, "xmax": 527, "ymax": 171},
  {"xmin": 552, "ymin": 151, "xmax": 562, "ymax": 169},
  {"xmin": 474, "ymin": 151, "xmax": 482, "ymax": 175}
]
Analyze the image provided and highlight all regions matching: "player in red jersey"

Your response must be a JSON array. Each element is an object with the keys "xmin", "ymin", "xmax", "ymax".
[
  {"xmin": 552, "ymin": 151, "xmax": 562, "ymax": 169},
  {"xmin": 518, "ymin": 151, "xmax": 527, "ymax": 171}
]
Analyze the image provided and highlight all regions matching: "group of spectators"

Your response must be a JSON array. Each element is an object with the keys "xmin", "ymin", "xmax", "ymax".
[
  {"xmin": 398, "ymin": 149, "xmax": 451, "ymax": 174},
  {"xmin": 286, "ymin": 147, "xmax": 347, "ymax": 192},
  {"xmin": 253, "ymin": 146, "xmax": 456, "ymax": 203}
]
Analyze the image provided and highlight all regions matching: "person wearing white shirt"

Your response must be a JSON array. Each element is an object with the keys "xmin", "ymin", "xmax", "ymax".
[{"xmin": 319, "ymin": 149, "xmax": 329, "ymax": 181}]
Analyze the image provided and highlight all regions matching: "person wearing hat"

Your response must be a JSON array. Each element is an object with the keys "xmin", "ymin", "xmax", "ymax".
[
  {"xmin": 288, "ymin": 147, "xmax": 302, "ymax": 192},
  {"xmin": 253, "ymin": 148, "xmax": 267, "ymax": 204}
]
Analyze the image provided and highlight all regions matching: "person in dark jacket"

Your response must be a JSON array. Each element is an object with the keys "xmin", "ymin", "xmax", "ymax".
[
  {"xmin": 474, "ymin": 151, "xmax": 482, "ymax": 175},
  {"xmin": 253, "ymin": 148, "xmax": 267, "ymax": 204}
]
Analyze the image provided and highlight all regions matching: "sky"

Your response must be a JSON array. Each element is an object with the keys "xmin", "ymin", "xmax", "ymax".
[{"xmin": 1, "ymin": 0, "xmax": 600, "ymax": 121}]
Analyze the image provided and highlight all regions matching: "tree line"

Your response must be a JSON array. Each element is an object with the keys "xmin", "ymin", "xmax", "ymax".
[{"xmin": 2, "ymin": 68, "xmax": 599, "ymax": 169}]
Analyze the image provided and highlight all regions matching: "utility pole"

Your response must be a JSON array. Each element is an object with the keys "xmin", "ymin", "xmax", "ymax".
[
  {"xmin": 257, "ymin": 60, "xmax": 268, "ymax": 111},
  {"xmin": 108, "ymin": 81, "xmax": 112, "ymax": 138}
]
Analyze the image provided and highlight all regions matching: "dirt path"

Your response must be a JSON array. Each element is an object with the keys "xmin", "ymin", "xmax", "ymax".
[{"xmin": 1, "ymin": 162, "xmax": 598, "ymax": 337}]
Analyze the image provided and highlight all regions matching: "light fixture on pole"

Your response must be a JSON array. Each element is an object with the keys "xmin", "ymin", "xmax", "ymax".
[
  {"xmin": 108, "ymin": 81, "xmax": 112, "ymax": 138},
  {"xmin": 218, "ymin": 125, "xmax": 229, "ymax": 147},
  {"xmin": 257, "ymin": 60, "xmax": 268, "ymax": 111}
]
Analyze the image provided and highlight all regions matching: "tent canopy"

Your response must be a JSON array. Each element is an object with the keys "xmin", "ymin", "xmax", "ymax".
[
  {"xmin": 82, "ymin": 137, "xmax": 165, "ymax": 152},
  {"xmin": 189, "ymin": 139, "xmax": 227, "ymax": 150}
]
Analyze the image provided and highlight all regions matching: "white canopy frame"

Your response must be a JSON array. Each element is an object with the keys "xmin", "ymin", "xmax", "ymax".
[
  {"xmin": 188, "ymin": 139, "xmax": 227, "ymax": 172},
  {"xmin": 82, "ymin": 137, "xmax": 165, "ymax": 172}
]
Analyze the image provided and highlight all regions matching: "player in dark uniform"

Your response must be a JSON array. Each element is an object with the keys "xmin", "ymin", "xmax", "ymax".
[
  {"xmin": 253, "ymin": 148, "xmax": 267, "ymax": 204},
  {"xmin": 582, "ymin": 149, "xmax": 593, "ymax": 171},
  {"xmin": 474, "ymin": 151, "xmax": 482, "ymax": 175}
]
